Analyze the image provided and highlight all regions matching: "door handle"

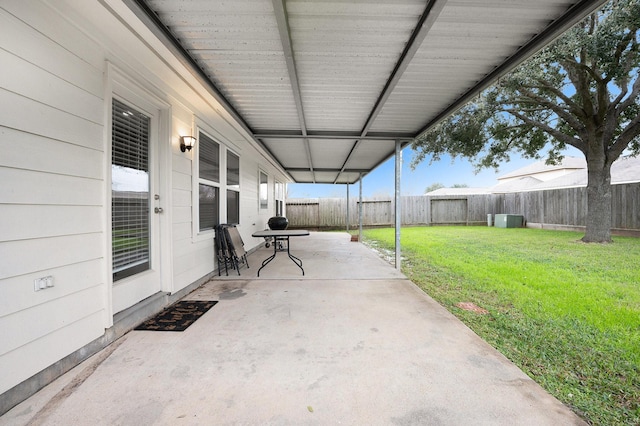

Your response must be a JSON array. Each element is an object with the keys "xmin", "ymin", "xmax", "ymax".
[{"xmin": 154, "ymin": 207, "xmax": 163, "ymax": 214}]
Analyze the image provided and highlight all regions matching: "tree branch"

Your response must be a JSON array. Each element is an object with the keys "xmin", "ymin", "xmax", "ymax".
[
  {"xmin": 560, "ymin": 57, "xmax": 595, "ymax": 117},
  {"xmin": 610, "ymin": 115, "xmax": 640, "ymax": 160},
  {"xmin": 506, "ymin": 109, "xmax": 586, "ymax": 152},
  {"xmin": 515, "ymin": 87, "xmax": 587, "ymax": 135},
  {"xmin": 531, "ymin": 78, "xmax": 582, "ymax": 114},
  {"xmin": 617, "ymin": 74, "xmax": 640, "ymax": 111}
]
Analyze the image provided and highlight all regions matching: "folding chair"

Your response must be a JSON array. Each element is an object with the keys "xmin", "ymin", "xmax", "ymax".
[
  {"xmin": 223, "ymin": 225, "xmax": 249, "ymax": 275},
  {"xmin": 214, "ymin": 224, "xmax": 232, "ymax": 276}
]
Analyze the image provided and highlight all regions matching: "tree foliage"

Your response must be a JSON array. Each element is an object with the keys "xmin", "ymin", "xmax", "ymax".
[
  {"xmin": 411, "ymin": 0, "xmax": 640, "ymax": 242},
  {"xmin": 425, "ymin": 182, "xmax": 445, "ymax": 193}
]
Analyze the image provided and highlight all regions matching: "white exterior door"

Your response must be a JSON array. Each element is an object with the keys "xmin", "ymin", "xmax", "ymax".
[{"xmin": 110, "ymin": 96, "xmax": 163, "ymax": 314}]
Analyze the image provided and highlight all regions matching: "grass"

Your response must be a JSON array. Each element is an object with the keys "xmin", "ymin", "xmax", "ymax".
[{"xmin": 362, "ymin": 226, "xmax": 639, "ymax": 425}]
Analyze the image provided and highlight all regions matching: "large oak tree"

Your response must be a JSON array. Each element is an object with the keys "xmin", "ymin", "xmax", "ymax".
[{"xmin": 412, "ymin": 0, "xmax": 640, "ymax": 242}]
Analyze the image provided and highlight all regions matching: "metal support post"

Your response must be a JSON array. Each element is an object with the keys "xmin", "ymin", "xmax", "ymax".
[
  {"xmin": 346, "ymin": 183, "xmax": 350, "ymax": 232},
  {"xmin": 395, "ymin": 140, "xmax": 402, "ymax": 270},
  {"xmin": 359, "ymin": 173, "xmax": 363, "ymax": 241}
]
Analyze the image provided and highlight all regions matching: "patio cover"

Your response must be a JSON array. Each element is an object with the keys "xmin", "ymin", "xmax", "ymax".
[{"xmin": 125, "ymin": 0, "xmax": 607, "ymax": 184}]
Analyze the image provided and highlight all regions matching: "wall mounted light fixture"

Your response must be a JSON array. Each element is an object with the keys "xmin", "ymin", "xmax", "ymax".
[{"xmin": 180, "ymin": 135, "xmax": 196, "ymax": 152}]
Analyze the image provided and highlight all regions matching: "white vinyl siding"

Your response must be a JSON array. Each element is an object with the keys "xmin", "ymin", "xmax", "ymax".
[{"xmin": 0, "ymin": 2, "xmax": 106, "ymax": 395}]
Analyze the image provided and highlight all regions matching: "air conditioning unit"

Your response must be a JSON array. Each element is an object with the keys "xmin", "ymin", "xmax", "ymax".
[{"xmin": 494, "ymin": 214, "xmax": 523, "ymax": 228}]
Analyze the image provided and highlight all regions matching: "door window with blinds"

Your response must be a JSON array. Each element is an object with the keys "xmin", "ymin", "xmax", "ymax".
[
  {"xmin": 198, "ymin": 131, "xmax": 220, "ymax": 231},
  {"xmin": 111, "ymin": 99, "xmax": 151, "ymax": 281}
]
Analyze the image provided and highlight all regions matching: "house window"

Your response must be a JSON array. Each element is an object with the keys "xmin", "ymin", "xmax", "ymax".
[
  {"xmin": 198, "ymin": 131, "xmax": 219, "ymax": 231},
  {"xmin": 275, "ymin": 181, "xmax": 285, "ymax": 216},
  {"xmin": 227, "ymin": 150, "xmax": 240, "ymax": 224},
  {"xmin": 259, "ymin": 170, "xmax": 268, "ymax": 210}
]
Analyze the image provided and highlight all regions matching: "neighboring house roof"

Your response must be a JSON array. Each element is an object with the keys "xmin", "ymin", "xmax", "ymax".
[
  {"xmin": 611, "ymin": 155, "xmax": 640, "ymax": 184},
  {"xmin": 496, "ymin": 155, "xmax": 640, "ymax": 193},
  {"xmin": 524, "ymin": 169, "xmax": 587, "ymax": 191},
  {"xmin": 490, "ymin": 176, "xmax": 543, "ymax": 194},
  {"xmin": 497, "ymin": 156, "xmax": 586, "ymax": 182},
  {"xmin": 427, "ymin": 155, "xmax": 640, "ymax": 196},
  {"xmin": 426, "ymin": 187, "xmax": 492, "ymax": 196}
]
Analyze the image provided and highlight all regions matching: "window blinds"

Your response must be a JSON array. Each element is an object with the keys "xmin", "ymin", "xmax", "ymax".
[{"xmin": 112, "ymin": 99, "xmax": 151, "ymax": 281}]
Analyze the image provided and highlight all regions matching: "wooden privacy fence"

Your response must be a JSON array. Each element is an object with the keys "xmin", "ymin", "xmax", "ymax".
[{"xmin": 286, "ymin": 182, "xmax": 640, "ymax": 233}]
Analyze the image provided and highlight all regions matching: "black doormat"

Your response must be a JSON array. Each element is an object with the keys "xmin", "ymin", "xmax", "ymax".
[{"xmin": 135, "ymin": 300, "xmax": 218, "ymax": 332}]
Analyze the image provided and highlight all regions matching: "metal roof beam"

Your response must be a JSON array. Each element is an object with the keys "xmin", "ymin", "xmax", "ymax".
[
  {"xmin": 255, "ymin": 131, "xmax": 414, "ymax": 141},
  {"xmin": 272, "ymin": 0, "xmax": 315, "ymax": 183},
  {"xmin": 414, "ymin": 0, "xmax": 608, "ymax": 138},
  {"xmin": 334, "ymin": 0, "xmax": 447, "ymax": 184},
  {"xmin": 286, "ymin": 168, "xmax": 370, "ymax": 173},
  {"xmin": 360, "ymin": 0, "xmax": 447, "ymax": 138}
]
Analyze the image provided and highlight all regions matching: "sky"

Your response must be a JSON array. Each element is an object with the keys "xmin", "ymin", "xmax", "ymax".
[{"xmin": 287, "ymin": 147, "xmax": 548, "ymax": 198}]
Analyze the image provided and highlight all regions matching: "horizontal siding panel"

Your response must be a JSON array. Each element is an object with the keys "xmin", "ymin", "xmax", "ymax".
[
  {"xmin": 0, "ymin": 89, "xmax": 103, "ymax": 151},
  {"xmin": 172, "ymin": 153, "xmax": 192, "ymax": 175},
  {"xmin": 172, "ymin": 264, "xmax": 211, "ymax": 295},
  {"xmin": 172, "ymin": 170, "xmax": 192, "ymax": 191},
  {"xmin": 172, "ymin": 222, "xmax": 193, "ymax": 240},
  {"xmin": 0, "ymin": 168, "xmax": 103, "ymax": 206},
  {"xmin": 0, "ymin": 8, "xmax": 103, "ymax": 96},
  {"xmin": 0, "ymin": 48, "xmax": 103, "ymax": 124},
  {"xmin": 0, "ymin": 205, "xmax": 102, "ymax": 242},
  {"xmin": 0, "ymin": 259, "xmax": 104, "ymax": 318},
  {"xmin": 0, "ymin": 233, "xmax": 103, "ymax": 280},
  {"xmin": 0, "ymin": 127, "xmax": 103, "ymax": 179},
  {"xmin": 172, "ymin": 233, "xmax": 210, "ymax": 258},
  {"xmin": 0, "ymin": 285, "xmax": 104, "ymax": 357},
  {"xmin": 172, "ymin": 188, "xmax": 192, "ymax": 207},
  {"xmin": 172, "ymin": 206, "xmax": 192, "ymax": 225},
  {"xmin": 172, "ymin": 242, "xmax": 214, "ymax": 278},
  {"xmin": 1, "ymin": 1, "xmax": 105, "ymax": 68},
  {"xmin": 0, "ymin": 310, "xmax": 104, "ymax": 395}
]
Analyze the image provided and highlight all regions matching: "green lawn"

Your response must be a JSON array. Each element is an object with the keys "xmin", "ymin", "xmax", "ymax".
[{"xmin": 362, "ymin": 226, "xmax": 639, "ymax": 425}]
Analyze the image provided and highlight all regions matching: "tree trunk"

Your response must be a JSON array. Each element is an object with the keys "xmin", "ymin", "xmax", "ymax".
[{"xmin": 582, "ymin": 160, "xmax": 613, "ymax": 243}]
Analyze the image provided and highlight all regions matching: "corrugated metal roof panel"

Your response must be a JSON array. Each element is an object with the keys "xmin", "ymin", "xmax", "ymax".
[
  {"xmin": 288, "ymin": 0, "xmax": 424, "ymax": 132},
  {"xmin": 370, "ymin": 0, "xmax": 575, "ymax": 134},
  {"xmin": 308, "ymin": 139, "xmax": 354, "ymax": 169},
  {"xmin": 149, "ymin": 0, "xmax": 301, "ymax": 131},
  {"xmin": 136, "ymin": 0, "xmax": 608, "ymax": 183},
  {"xmin": 262, "ymin": 138, "xmax": 309, "ymax": 168}
]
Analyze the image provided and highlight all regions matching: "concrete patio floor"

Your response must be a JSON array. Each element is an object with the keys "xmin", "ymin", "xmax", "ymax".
[{"xmin": 1, "ymin": 232, "xmax": 585, "ymax": 425}]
